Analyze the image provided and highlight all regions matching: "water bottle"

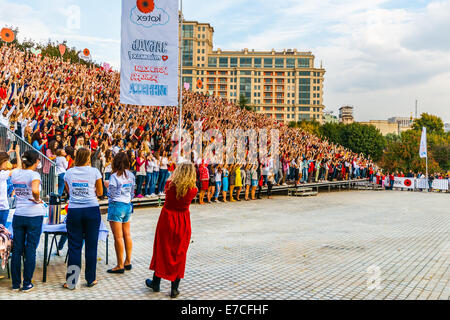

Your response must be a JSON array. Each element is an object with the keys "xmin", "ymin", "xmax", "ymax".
[{"xmin": 48, "ymin": 193, "xmax": 61, "ymax": 225}]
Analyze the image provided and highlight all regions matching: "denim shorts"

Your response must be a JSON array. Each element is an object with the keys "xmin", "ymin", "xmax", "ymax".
[
  {"xmin": 251, "ymin": 179, "xmax": 258, "ymax": 187},
  {"xmin": 107, "ymin": 202, "xmax": 132, "ymax": 223}
]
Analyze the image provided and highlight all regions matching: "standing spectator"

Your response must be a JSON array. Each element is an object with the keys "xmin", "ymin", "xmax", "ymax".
[
  {"xmin": 10, "ymin": 150, "xmax": 43, "ymax": 292},
  {"xmin": 63, "ymin": 148, "xmax": 103, "ymax": 289},
  {"xmin": 106, "ymin": 152, "xmax": 135, "ymax": 274},
  {"xmin": 146, "ymin": 163, "xmax": 198, "ymax": 299}
]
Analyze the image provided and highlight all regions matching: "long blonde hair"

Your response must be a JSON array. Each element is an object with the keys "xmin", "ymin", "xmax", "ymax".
[{"xmin": 168, "ymin": 163, "xmax": 197, "ymax": 199}]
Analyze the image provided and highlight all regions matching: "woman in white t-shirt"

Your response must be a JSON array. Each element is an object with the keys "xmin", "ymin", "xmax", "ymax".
[
  {"xmin": 63, "ymin": 148, "xmax": 103, "ymax": 289},
  {"xmin": 55, "ymin": 149, "xmax": 68, "ymax": 197},
  {"xmin": 10, "ymin": 150, "xmax": 43, "ymax": 292},
  {"xmin": 0, "ymin": 145, "xmax": 21, "ymax": 226},
  {"xmin": 106, "ymin": 152, "xmax": 135, "ymax": 274},
  {"xmin": 158, "ymin": 152, "xmax": 169, "ymax": 196}
]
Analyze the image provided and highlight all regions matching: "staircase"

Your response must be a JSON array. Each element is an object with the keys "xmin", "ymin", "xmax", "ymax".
[{"xmin": 288, "ymin": 187, "xmax": 318, "ymax": 197}]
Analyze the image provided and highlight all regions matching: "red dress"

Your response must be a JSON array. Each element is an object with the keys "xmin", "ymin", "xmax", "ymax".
[{"xmin": 150, "ymin": 182, "xmax": 198, "ymax": 281}]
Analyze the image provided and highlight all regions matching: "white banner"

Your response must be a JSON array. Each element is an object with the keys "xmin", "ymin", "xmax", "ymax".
[
  {"xmin": 120, "ymin": 0, "xmax": 179, "ymax": 106},
  {"xmin": 416, "ymin": 178, "xmax": 449, "ymax": 190},
  {"xmin": 419, "ymin": 127, "xmax": 427, "ymax": 158},
  {"xmin": 393, "ymin": 177, "xmax": 415, "ymax": 189}
]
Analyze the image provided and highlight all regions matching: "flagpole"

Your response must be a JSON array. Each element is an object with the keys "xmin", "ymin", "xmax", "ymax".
[
  {"xmin": 177, "ymin": 0, "xmax": 184, "ymax": 163},
  {"xmin": 426, "ymin": 153, "xmax": 429, "ymax": 193}
]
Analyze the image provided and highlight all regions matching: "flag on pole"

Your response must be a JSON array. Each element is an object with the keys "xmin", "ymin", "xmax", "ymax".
[
  {"xmin": 419, "ymin": 127, "xmax": 427, "ymax": 158},
  {"xmin": 120, "ymin": 0, "xmax": 179, "ymax": 107},
  {"xmin": 78, "ymin": 51, "xmax": 91, "ymax": 62}
]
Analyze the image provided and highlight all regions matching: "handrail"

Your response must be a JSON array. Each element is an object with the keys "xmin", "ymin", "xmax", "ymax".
[{"xmin": 0, "ymin": 123, "xmax": 56, "ymax": 165}]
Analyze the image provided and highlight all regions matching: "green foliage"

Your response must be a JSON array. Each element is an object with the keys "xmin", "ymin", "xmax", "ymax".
[
  {"xmin": 412, "ymin": 113, "xmax": 445, "ymax": 135},
  {"xmin": 239, "ymin": 94, "xmax": 252, "ymax": 111},
  {"xmin": 290, "ymin": 120, "xmax": 321, "ymax": 136},
  {"xmin": 1, "ymin": 26, "xmax": 99, "ymax": 68},
  {"xmin": 319, "ymin": 122, "xmax": 386, "ymax": 161},
  {"xmin": 381, "ymin": 113, "xmax": 449, "ymax": 173}
]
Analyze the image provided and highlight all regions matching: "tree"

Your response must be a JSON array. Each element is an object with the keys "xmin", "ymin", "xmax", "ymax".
[
  {"xmin": 380, "ymin": 130, "xmax": 441, "ymax": 174},
  {"xmin": 238, "ymin": 94, "xmax": 251, "ymax": 111},
  {"xmin": 412, "ymin": 113, "xmax": 445, "ymax": 135},
  {"xmin": 319, "ymin": 122, "xmax": 386, "ymax": 161}
]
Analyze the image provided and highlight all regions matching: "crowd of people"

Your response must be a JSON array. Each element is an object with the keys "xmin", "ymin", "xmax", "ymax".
[
  {"xmin": 0, "ymin": 44, "xmax": 374, "ymax": 204},
  {"xmin": 0, "ymin": 42, "xmax": 448, "ymax": 296},
  {"xmin": 373, "ymin": 170, "xmax": 450, "ymax": 190},
  {"xmin": 0, "ymin": 145, "xmax": 195, "ymax": 298}
]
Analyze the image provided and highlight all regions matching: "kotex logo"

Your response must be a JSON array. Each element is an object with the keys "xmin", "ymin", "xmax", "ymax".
[{"xmin": 131, "ymin": 0, "xmax": 169, "ymax": 28}]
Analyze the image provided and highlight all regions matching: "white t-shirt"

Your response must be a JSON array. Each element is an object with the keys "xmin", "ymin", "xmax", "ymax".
[
  {"xmin": 0, "ymin": 171, "xmax": 11, "ymax": 211},
  {"xmin": 55, "ymin": 156, "xmax": 69, "ymax": 175},
  {"xmin": 146, "ymin": 160, "xmax": 153, "ymax": 173},
  {"xmin": 160, "ymin": 157, "xmax": 168, "ymax": 170},
  {"xmin": 108, "ymin": 170, "xmax": 135, "ymax": 204},
  {"xmin": 11, "ymin": 170, "xmax": 46, "ymax": 217},
  {"xmin": 64, "ymin": 166, "xmax": 102, "ymax": 209},
  {"xmin": 153, "ymin": 160, "xmax": 160, "ymax": 172}
]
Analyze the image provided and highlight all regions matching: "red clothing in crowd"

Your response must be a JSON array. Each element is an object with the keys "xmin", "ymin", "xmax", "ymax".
[
  {"xmin": 0, "ymin": 87, "xmax": 6, "ymax": 100},
  {"xmin": 150, "ymin": 182, "xmax": 198, "ymax": 282}
]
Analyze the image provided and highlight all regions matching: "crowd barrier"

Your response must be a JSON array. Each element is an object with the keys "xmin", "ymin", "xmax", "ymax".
[
  {"xmin": 392, "ymin": 177, "xmax": 449, "ymax": 191},
  {"xmin": 0, "ymin": 124, "xmax": 57, "ymax": 199}
]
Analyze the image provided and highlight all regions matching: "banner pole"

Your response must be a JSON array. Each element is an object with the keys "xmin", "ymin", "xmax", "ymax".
[
  {"xmin": 177, "ymin": 0, "xmax": 184, "ymax": 163},
  {"xmin": 426, "ymin": 154, "xmax": 429, "ymax": 193}
]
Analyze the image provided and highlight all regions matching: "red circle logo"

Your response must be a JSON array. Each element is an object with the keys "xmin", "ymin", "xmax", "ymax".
[
  {"xmin": 404, "ymin": 179, "xmax": 412, "ymax": 187},
  {"xmin": 137, "ymin": 0, "xmax": 155, "ymax": 14}
]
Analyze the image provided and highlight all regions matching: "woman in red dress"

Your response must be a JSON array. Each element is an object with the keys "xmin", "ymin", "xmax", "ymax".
[{"xmin": 146, "ymin": 163, "xmax": 198, "ymax": 298}]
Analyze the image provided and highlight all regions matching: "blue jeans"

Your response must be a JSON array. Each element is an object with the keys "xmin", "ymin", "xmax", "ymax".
[
  {"xmin": 66, "ymin": 206, "xmax": 101, "ymax": 285},
  {"xmin": 11, "ymin": 215, "xmax": 44, "ymax": 288},
  {"xmin": 158, "ymin": 169, "xmax": 169, "ymax": 194},
  {"xmin": 151, "ymin": 171, "xmax": 159, "ymax": 195},
  {"xmin": 0, "ymin": 209, "xmax": 9, "ymax": 226},
  {"xmin": 58, "ymin": 173, "xmax": 65, "ymax": 197},
  {"xmin": 144, "ymin": 172, "xmax": 152, "ymax": 196},
  {"xmin": 301, "ymin": 169, "xmax": 308, "ymax": 182},
  {"xmin": 136, "ymin": 175, "xmax": 146, "ymax": 196},
  {"xmin": 103, "ymin": 172, "xmax": 111, "ymax": 197},
  {"xmin": 214, "ymin": 181, "xmax": 222, "ymax": 199}
]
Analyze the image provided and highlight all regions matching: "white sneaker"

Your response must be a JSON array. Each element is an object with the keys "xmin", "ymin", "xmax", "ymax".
[{"xmin": 150, "ymin": 194, "xmax": 157, "ymax": 198}]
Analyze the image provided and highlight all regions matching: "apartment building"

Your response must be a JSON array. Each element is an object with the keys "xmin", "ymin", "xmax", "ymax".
[{"xmin": 180, "ymin": 20, "xmax": 326, "ymax": 123}]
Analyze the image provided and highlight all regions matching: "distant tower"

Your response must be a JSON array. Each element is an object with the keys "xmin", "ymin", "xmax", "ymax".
[{"xmin": 415, "ymin": 100, "xmax": 418, "ymax": 119}]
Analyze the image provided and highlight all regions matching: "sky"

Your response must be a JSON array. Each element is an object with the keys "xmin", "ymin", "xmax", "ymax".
[{"xmin": 1, "ymin": 0, "xmax": 449, "ymax": 123}]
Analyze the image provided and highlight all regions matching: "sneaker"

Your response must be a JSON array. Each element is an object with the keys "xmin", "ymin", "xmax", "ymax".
[
  {"xmin": 137, "ymin": 194, "xmax": 144, "ymax": 199},
  {"xmin": 22, "ymin": 284, "xmax": 34, "ymax": 293},
  {"xmin": 150, "ymin": 194, "xmax": 157, "ymax": 198},
  {"xmin": 11, "ymin": 286, "xmax": 20, "ymax": 292}
]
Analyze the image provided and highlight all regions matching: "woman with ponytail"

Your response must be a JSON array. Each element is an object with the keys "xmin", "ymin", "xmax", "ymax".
[{"xmin": 10, "ymin": 150, "xmax": 44, "ymax": 292}]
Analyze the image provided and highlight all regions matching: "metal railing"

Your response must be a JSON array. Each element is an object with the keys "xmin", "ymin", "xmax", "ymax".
[{"xmin": 0, "ymin": 124, "xmax": 57, "ymax": 199}]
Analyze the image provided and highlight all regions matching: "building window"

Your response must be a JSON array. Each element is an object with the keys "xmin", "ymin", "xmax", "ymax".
[
  {"xmin": 219, "ymin": 57, "xmax": 228, "ymax": 68},
  {"xmin": 240, "ymin": 57, "xmax": 252, "ymax": 68},
  {"xmin": 208, "ymin": 57, "xmax": 217, "ymax": 67},
  {"xmin": 299, "ymin": 71, "xmax": 310, "ymax": 76},
  {"xmin": 298, "ymin": 58, "xmax": 310, "ymax": 68},
  {"xmin": 286, "ymin": 58, "xmax": 295, "ymax": 68},
  {"xmin": 254, "ymin": 58, "xmax": 262, "ymax": 68},
  {"xmin": 230, "ymin": 58, "xmax": 238, "ymax": 67},
  {"xmin": 275, "ymin": 58, "xmax": 284, "ymax": 68},
  {"xmin": 264, "ymin": 58, "xmax": 273, "ymax": 68},
  {"xmin": 182, "ymin": 25, "xmax": 194, "ymax": 38},
  {"xmin": 182, "ymin": 40, "xmax": 193, "ymax": 67}
]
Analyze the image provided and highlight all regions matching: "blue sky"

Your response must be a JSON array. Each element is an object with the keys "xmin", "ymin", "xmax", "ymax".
[{"xmin": 1, "ymin": 0, "xmax": 449, "ymax": 123}]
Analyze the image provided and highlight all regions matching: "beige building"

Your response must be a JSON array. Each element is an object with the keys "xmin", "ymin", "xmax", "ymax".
[
  {"xmin": 180, "ymin": 20, "xmax": 326, "ymax": 123},
  {"xmin": 339, "ymin": 106, "xmax": 354, "ymax": 124},
  {"xmin": 359, "ymin": 120, "xmax": 411, "ymax": 136}
]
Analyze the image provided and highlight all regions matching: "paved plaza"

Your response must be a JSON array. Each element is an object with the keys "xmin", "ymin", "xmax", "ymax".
[{"xmin": 0, "ymin": 190, "xmax": 448, "ymax": 300}]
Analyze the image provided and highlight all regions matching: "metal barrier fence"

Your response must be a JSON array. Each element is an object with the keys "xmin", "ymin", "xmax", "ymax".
[{"xmin": 0, "ymin": 124, "xmax": 57, "ymax": 199}]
